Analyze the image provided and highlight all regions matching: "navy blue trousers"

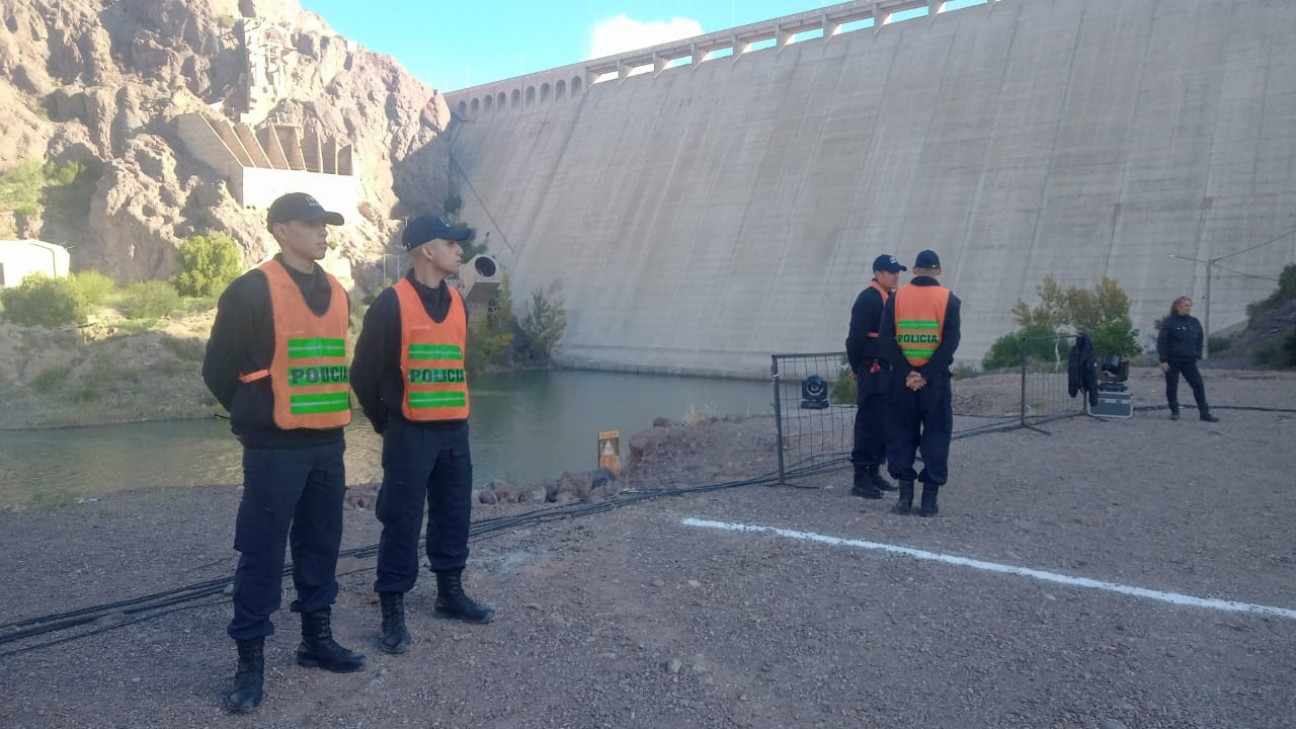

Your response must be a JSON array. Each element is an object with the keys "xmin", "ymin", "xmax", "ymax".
[
  {"xmin": 884, "ymin": 373, "xmax": 953, "ymax": 486},
  {"xmin": 227, "ymin": 441, "xmax": 346, "ymax": 641},
  {"xmin": 850, "ymin": 368, "xmax": 888, "ymax": 468},
  {"xmin": 373, "ymin": 419, "xmax": 473, "ymax": 594},
  {"xmin": 1164, "ymin": 359, "xmax": 1209, "ymax": 413}
]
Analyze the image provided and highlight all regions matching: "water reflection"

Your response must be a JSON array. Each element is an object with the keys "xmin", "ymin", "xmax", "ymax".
[{"xmin": 0, "ymin": 370, "xmax": 771, "ymax": 509}]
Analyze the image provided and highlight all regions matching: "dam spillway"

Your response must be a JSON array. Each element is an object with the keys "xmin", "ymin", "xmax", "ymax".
[{"xmin": 445, "ymin": 0, "xmax": 1296, "ymax": 377}]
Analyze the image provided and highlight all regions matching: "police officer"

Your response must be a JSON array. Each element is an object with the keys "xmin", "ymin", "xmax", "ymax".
[
  {"xmin": 351, "ymin": 214, "xmax": 495, "ymax": 657},
  {"xmin": 202, "ymin": 192, "xmax": 366, "ymax": 715},
  {"xmin": 877, "ymin": 249, "xmax": 962, "ymax": 517},
  {"xmin": 845, "ymin": 254, "xmax": 907, "ymax": 498}
]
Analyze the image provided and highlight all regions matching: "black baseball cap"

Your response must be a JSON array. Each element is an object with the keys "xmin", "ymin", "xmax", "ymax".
[
  {"xmin": 402, "ymin": 214, "xmax": 473, "ymax": 250},
  {"xmin": 914, "ymin": 249, "xmax": 941, "ymax": 269},
  {"xmin": 872, "ymin": 254, "xmax": 907, "ymax": 273},
  {"xmin": 266, "ymin": 193, "xmax": 344, "ymax": 228}
]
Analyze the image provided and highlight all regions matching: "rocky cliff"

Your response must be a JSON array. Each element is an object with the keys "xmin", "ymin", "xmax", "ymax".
[{"xmin": 0, "ymin": 0, "xmax": 451, "ymax": 285}]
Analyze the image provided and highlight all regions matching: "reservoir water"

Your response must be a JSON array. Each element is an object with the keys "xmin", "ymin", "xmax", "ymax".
[{"xmin": 0, "ymin": 370, "xmax": 772, "ymax": 510}]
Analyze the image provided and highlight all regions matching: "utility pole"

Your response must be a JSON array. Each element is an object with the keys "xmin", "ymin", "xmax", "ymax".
[{"xmin": 1168, "ymin": 227, "xmax": 1296, "ymax": 359}]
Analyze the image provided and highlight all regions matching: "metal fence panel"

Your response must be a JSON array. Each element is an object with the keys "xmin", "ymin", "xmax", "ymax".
[
  {"xmin": 772, "ymin": 337, "xmax": 1088, "ymax": 482},
  {"xmin": 771, "ymin": 352, "xmax": 855, "ymax": 482}
]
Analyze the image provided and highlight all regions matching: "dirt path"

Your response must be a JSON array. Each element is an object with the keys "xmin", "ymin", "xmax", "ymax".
[{"xmin": 1, "ymin": 369, "xmax": 1294, "ymax": 728}]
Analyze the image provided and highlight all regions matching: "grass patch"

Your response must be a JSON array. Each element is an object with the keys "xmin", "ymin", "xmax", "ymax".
[
  {"xmin": 32, "ymin": 363, "xmax": 74, "ymax": 393},
  {"xmin": 683, "ymin": 402, "xmax": 718, "ymax": 427},
  {"xmin": 160, "ymin": 336, "xmax": 206, "ymax": 361}
]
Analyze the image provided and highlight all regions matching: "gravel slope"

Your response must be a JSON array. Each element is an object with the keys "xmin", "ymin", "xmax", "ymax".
[{"xmin": 1, "ymin": 368, "xmax": 1293, "ymax": 729}]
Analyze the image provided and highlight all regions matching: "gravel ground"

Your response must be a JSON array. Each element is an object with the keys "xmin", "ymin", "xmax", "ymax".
[{"xmin": 1, "ymin": 367, "xmax": 1293, "ymax": 729}]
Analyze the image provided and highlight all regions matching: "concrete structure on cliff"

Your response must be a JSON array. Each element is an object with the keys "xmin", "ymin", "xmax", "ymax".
[
  {"xmin": 445, "ymin": 0, "xmax": 1296, "ymax": 377},
  {"xmin": 177, "ymin": 113, "xmax": 361, "ymax": 222}
]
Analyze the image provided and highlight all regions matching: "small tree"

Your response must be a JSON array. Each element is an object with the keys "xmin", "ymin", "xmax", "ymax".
[
  {"xmin": 173, "ymin": 233, "xmax": 242, "ymax": 297},
  {"xmin": 0, "ymin": 273, "xmax": 88, "ymax": 327},
  {"xmin": 518, "ymin": 289, "xmax": 567, "ymax": 366}
]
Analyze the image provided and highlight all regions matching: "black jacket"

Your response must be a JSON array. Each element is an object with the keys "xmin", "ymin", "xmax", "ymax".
[
  {"xmin": 877, "ymin": 276, "xmax": 962, "ymax": 378},
  {"xmin": 350, "ymin": 271, "xmax": 468, "ymax": 434},
  {"xmin": 201, "ymin": 255, "xmax": 346, "ymax": 449},
  {"xmin": 1157, "ymin": 313, "xmax": 1204, "ymax": 362},
  {"xmin": 1067, "ymin": 333, "xmax": 1099, "ymax": 405},
  {"xmin": 845, "ymin": 283, "xmax": 888, "ymax": 375}
]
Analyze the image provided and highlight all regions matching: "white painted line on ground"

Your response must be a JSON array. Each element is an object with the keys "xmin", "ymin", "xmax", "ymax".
[{"xmin": 681, "ymin": 518, "xmax": 1296, "ymax": 621}]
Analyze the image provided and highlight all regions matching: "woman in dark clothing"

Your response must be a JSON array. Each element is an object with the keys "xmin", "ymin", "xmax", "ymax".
[{"xmin": 1157, "ymin": 296, "xmax": 1219, "ymax": 422}]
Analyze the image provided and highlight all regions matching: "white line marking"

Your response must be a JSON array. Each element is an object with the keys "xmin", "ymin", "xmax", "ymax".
[{"xmin": 681, "ymin": 518, "xmax": 1296, "ymax": 621}]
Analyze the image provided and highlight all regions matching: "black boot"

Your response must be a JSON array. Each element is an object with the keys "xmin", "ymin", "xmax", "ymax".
[
  {"xmin": 1200, "ymin": 410, "xmax": 1219, "ymax": 423},
  {"xmin": 871, "ymin": 465, "xmax": 898, "ymax": 492},
  {"xmin": 375, "ymin": 591, "xmax": 409, "ymax": 653},
  {"xmin": 378, "ymin": 592, "xmax": 411, "ymax": 654},
  {"xmin": 892, "ymin": 480, "xmax": 914, "ymax": 515},
  {"xmin": 435, "ymin": 569, "xmax": 496, "ymax": 624},
  {"xmin": 223, "ymin": 637, "xmax": 263, "ymax": 714},
  {"xmin": 1169, "ymin": 406, "xmax": 1180, "ymax": 421},
  {"xmin": 296, "ymin": 608, "xmax": 366, "ymax": 673},
  {"xmin": 851, "ymin": 466, "xmax": 883, "ymax": 499},
  {"xmin": 919, "ymin": 484, "xmax": 940, "ymax": 517}
]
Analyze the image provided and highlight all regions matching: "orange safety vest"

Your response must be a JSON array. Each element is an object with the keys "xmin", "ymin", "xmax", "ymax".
[
  {"xmin": 893, "ymin": 284, "xmax": 950, "ymax": 367},
  {"xmin": 395, "ymin": 279, "xmax": 470, "ymax": 421},
  {"xmin": 865, "ymin": 279, "xmax": 890, "ymax": 339},
  {"xmin": 238, "ymin": 259, "xmax": 352, "ymax": 430}
]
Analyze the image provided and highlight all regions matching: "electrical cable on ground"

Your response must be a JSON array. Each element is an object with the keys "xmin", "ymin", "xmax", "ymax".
[{"xmin": 3, "ymin": 401, "xmax": 1292, "ymax": 657}]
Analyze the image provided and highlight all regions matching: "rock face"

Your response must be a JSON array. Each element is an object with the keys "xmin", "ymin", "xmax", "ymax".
[{"xmin": 0, "ymin": 0, "xmax": 452, "ymax": 285}]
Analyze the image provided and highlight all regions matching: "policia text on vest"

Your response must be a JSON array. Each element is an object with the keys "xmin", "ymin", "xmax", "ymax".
[{"xmin": 408, "ymin": 367, "xmax": 466, "ymax": 384}]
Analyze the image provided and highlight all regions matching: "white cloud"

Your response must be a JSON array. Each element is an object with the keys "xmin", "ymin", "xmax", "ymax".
[{"xmin": 587, "ymin": 14, "xmax": 704, "ymax": 59}]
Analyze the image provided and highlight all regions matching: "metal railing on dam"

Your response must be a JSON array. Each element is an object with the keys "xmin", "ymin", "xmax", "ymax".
[{"xmin": 445, "ymin": 0, "xmax": 997, "ymax": 119}]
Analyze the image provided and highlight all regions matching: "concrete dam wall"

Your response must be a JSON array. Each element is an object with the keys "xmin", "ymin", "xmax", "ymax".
[{"xmin": 445, "ymin": 0, "xmax": 1296, "ymax": 378}]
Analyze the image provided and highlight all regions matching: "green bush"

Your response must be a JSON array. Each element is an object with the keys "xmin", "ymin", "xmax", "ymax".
[
  {"xmin": 70, "ymin": 270, "xmax": 117, "ymax": 306},
  {"xmin": 121, "ymin": 280, "xmax": 181, "ymax": 319},
  {"xmin": 1268, "ymin": 264, "xmax": 1296, "ymax": 304},
  {"xmin": 41, "ymin": 159, "xmax": 102, "ymax": 221},
  {"xmin": 0, "ymin": 160, "xmax": 45, "ymax": 216},
  {"xmin": 0, "ymin": 274, "xmax": 88, "ymax": 327},
  {"xmin": 173, "ymin": 233, "xmax": 243, "ymax": 297},
  {"xmin": 1253, "ymin": 327, "xmax": 1296, "ymax": 369},
  {"xmin": 982, "ymin": 322, "xmax": 1061, "ymax": 370},
  {"xmin": 464, "ymin": 276, "xmax": 515, "ymax": 378}
]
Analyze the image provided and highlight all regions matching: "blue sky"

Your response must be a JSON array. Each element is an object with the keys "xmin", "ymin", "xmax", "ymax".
[{"xmin": 298, "ymin": 1, "xmax": 851, "ymax": 92}]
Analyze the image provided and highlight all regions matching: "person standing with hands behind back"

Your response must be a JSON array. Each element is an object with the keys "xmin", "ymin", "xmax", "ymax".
[
  {"xmin": 351, "ymin": 214, "xmax": 495, "ymax": 657},
  {"xmin": 203, "ymin": 192, "xmax": 366, "ymax": 715},
  {"xmin": 878, "ymin": 250, "xmax": 961, "ymax": 517},
  {"xmin": 1157, "ymin": 296, "xmax": 1219, "ymax": 422}
]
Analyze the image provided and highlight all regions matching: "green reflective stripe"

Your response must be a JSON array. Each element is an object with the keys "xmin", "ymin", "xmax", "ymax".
[
  {"xmin": 288, "ymin": 338, "xmax": 346, "ymax": 359},
  {"xmin": 409, "ymin": 344, "xmax": 463, "ymax": 360},
  {"xmin": 897, "ymin": 320, "xmax": 939, "ymax": 330},
  {"xmin": 290, "ymin": 391, "xmax": 351, "ymax": 414},
  {"xmin": 902, "ymin": 347, "xmax": 936, "ymax": 359},
  {"xmin": 408, "ymin": 391, "xmax": 467, "ymax": 408}
]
